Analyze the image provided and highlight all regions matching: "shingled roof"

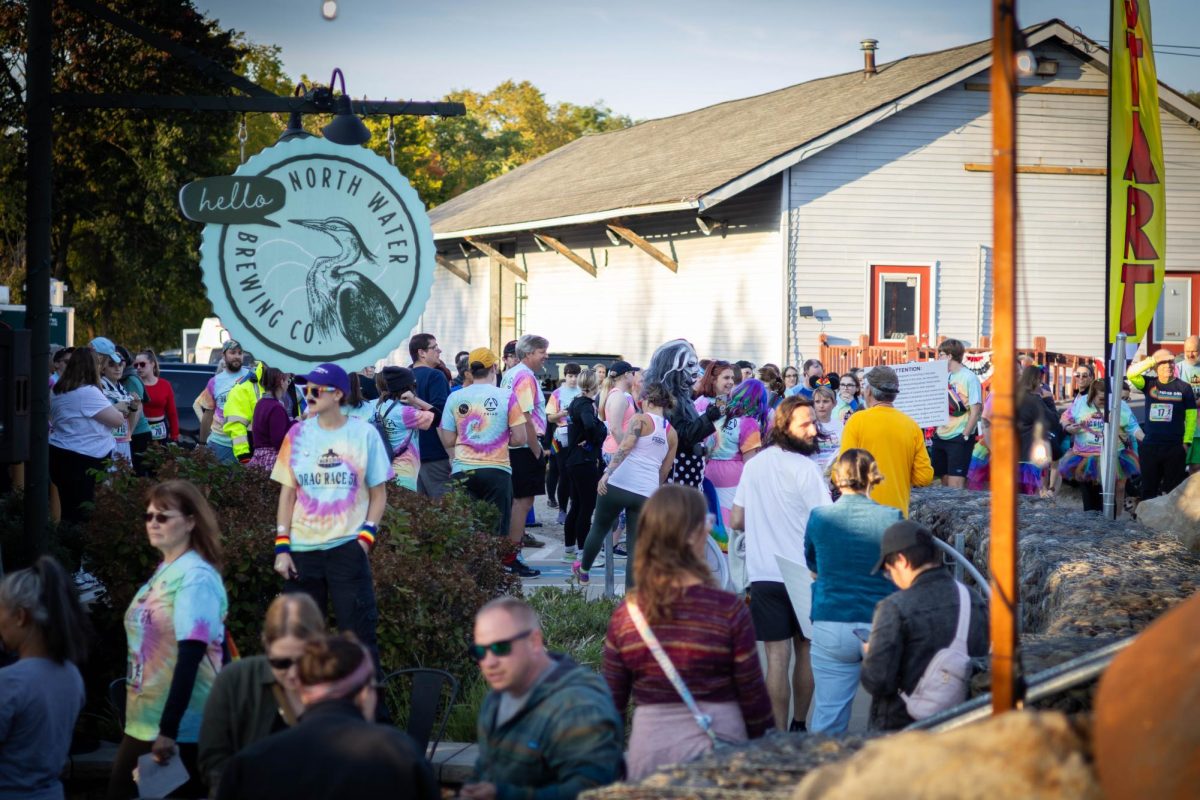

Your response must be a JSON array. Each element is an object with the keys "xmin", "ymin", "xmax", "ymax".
[{"xmin": 430, "ymin": 21, "xmax": 1069, "ymax": 238}]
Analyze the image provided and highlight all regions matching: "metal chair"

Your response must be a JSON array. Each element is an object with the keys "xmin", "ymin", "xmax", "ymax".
[
  {"xmin": 108, "ymin": 677, "xmax": 128, "ymax": 730},
  {"xmin": 380, "ymin": 668, "xmax": 460, "ymax": 761}
]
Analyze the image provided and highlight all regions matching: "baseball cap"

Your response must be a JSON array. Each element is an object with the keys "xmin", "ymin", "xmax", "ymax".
[
  {"xmin": 871, "ymin": 520, "xmax": 934, "ymax": 574},
  {"xmin": 293, "ymin": 363, "xmax": 350, "ymax": 396},
  {"xmin": 381, "ymin": 366, "xmax": 416, "ymax": 394},
  {"xmin": 89, "ymin": 337, "xmax": 122, "ymax": 363},
  {"xmin": 222, "ymin": 339, "xmax": 243, "ymax": 353},
  {"xmin": 469, "ymin": 347, "xmax": 498, "ymax": 370},
  {"xmin": 609, "ymin": 360, "xmax": 639, "ymax": 378},
  {"xmin": 865, "ymin": 365, "xmax": 900, "ymax": 394},
  {"xmin": 502, "ymin": 340, "xmax": 517, "ymax": 358}
]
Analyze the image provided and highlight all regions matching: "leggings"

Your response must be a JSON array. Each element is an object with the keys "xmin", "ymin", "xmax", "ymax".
[
  {"xmin": 545, "ymin": 446, "xmax": 570, "ymax": 508},
  {"xmin": 49, "ymin": 445, "xmax": 108, "ymax": 524},
  {"xmin": 581, "ymin": 484, "xmax": 647, "ymax": 588},
  {"xmin": 106, "ymin": 736, "xmax": 205, "ymax": 799},
  {"xmin": 564, "ymin": 460, "xmax": 601, "ymax": 550}
]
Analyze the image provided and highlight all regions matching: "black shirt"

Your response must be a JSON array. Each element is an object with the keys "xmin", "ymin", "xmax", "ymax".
[
  {"xmin": 413, "ymin": 365, "xmax": 450, "ymax": 462},
  {"xmin": 1136, "ymin": 377, "xmax": 1196, "ymax": 445}
]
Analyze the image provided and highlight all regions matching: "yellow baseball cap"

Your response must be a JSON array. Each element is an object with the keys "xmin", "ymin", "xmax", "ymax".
[{"xmin": 468, "ymin": 347, "xmax": 498, "ymax": 370}]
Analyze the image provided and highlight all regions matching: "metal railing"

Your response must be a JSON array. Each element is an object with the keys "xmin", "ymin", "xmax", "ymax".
[{"xmin": 932, "ymin": 535, "xmax": 991, "ymax": 599}]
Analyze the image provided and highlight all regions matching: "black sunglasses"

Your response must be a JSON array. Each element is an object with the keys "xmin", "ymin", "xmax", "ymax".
[
  {"xmin": 469, "ymin": 629, "xmax": 533, "ymax": 661},
  {"xmin": 267, "ymin": 656, "xmax": 297, "ymax": 670},
  {"xmin": 143, "ymin": 511, "xmax": 184, "ymax": 524}
]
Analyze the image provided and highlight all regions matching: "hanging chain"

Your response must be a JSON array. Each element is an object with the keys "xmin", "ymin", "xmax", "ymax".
[
  {"xmin": 387, "ymin": 115, "xmax": 397, "ymax": 165},
  {"xmin": 237, "ymin": 114, "xmax": 248, "ymax": 163}
]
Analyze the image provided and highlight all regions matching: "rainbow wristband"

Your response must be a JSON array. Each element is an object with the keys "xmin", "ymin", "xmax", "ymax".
[
  {"xmin": 275, "ymin": 525, "xmax": 291, "ymax": 555},
  {"xmin": 357, "ymin": 522, "xmax": 378, "ymax": 549}
]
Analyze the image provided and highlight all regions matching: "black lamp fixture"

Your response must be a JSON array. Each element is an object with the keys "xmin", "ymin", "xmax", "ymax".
[
  {"xmin": 321, "ymin": 68, "xmax": 371, "ymax": 145},
  {"xmin": 277, "ymin": 82, "xmax": 313, "ymax": 143}
]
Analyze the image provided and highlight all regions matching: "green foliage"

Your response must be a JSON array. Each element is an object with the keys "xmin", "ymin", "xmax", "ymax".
[
  {"xmin": 82, "ymin": 446, "xmax": 518, "ymax": 694},
  {"xmin": 0, "ymin": 490, "xmax": 83, "ymax": 575}
]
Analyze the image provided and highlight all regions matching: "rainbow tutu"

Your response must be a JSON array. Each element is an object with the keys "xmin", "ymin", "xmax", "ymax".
[
  {"xmin": 1059, "ymin": 448, "xmax": 1139, "ymax": 483},
  {"xmin": 967, "ymin": 442, "xmax": 990, "ymax": 491}
]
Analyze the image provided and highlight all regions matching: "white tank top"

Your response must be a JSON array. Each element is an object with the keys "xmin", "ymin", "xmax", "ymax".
[{"xmin": 609, "ymin": 413, "xmax": 671, "ymax": 497}]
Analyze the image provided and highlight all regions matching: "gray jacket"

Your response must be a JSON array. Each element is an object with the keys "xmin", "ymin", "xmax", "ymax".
[{"xmin": 860, "ymin": 567, "xmax": 988, "ymax": 730}]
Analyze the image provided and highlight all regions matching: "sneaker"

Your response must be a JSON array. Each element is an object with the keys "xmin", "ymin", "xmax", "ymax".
[
  {"xmin": 556, "ymin": 510, "xmax": 567, "ymax": 525},
  {"xmin": 561, "ymin": 546, "xmax": 577, "ymax": 563},
  {"xmin": 613, "ymin": 543, "xmax": 628, "ymax": 557},
  {"xmin": 522, "ymin": 533, "xmax": 545, "ymax": 548},
  {"xmin": 506, "ymin": 559, "xmax": 541, "ymax": 578},
  {"xmin": 572, "ymin": 560, "xmax": 589, "ymax": 584}
]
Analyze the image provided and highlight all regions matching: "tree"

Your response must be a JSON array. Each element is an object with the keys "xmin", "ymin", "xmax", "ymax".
[{"xmin": 0, "ymin": 0, "xmax": 267, "ymax": 349}]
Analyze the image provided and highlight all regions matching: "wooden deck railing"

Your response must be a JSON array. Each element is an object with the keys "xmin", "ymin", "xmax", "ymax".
[{"xmin": 818, "ymin": 334, "xmax": 1099, "ymax": 402}]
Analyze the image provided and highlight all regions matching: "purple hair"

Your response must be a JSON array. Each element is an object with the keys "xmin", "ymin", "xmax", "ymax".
[{"xmin": 727, "ymin": 379, "xmax": 769, "ymax": 428}]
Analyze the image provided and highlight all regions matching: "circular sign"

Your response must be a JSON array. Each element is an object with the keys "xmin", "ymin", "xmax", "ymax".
[{"xmin": 194, "ymin": 137, "xmax": 434, "ymax": 374}]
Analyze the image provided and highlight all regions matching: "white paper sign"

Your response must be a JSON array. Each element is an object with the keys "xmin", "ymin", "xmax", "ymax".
[
  {"xmin": 775, "ymin": 555, "xmax": 814, "ymax": 639},
  {"xmin": 871, "ymin": 360, "xmax": 950, "ymax": 429}
]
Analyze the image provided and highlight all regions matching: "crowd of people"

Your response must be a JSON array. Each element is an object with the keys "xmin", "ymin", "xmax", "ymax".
[{"xmin": 6, "ymin": 329, "xmax": 1197, "ymax": 799}]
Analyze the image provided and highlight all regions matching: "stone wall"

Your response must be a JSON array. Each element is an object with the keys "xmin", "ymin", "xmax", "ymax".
[{"xmin": 583, "ymin": 488, "xmax": 1199, "ymax": 798}]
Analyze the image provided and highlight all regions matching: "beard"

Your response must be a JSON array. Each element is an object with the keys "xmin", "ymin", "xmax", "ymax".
[{"xmin": 776, "ymin": 430, "xmax": 819, "ymax": 456}]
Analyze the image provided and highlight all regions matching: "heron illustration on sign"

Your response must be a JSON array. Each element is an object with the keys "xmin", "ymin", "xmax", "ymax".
[{"xmin": 289, "ymin": 216, "xmax": 401, "ymax": 349}]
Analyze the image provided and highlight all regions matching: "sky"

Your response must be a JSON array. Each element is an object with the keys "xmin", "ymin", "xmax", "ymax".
[{"xmin": 197, "ymin": 0, "xmax": 1200, "ymax": 121}]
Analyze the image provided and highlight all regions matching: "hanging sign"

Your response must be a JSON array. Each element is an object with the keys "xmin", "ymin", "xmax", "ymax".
[
  {"xmin": 181, "ymin": 137, "xmax": 435, "ymax": 374},
  {"xmin": 869, "ymin": 360, "xmax": 949, "ymax": 429},
  {"xmin": 1106, "ymin": 0, "xmax": 1166, "ymax": 344}
]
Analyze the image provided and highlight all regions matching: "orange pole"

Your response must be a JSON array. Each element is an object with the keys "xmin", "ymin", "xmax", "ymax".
[{"xmin": 989, "ymin": 0, "xmax": 1020, "ymax": 713}]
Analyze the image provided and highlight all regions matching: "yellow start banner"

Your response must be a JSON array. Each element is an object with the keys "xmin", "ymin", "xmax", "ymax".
[{"xmin": 1107, "ymin": 0, "xmax": 1166, "ymax": 344}]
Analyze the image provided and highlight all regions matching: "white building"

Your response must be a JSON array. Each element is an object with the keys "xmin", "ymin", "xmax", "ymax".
[{"xmin": 410, "ymin": 19, "xmax": 1200, "ymax": 368}]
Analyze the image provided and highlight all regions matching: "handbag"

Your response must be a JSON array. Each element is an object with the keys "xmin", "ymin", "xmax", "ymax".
[{"xmin": 626, "ymin": 599, "xmax": 739, "ymax": 750}]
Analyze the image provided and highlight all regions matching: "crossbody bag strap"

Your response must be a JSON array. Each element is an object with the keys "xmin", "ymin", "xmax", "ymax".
[
  {"xmin": 376, "ymin": 400, "xmax": 414, "ymax": 456},
  {"xmin": 626, "ymin": 599, "xmax": 718, "ymax": 746},
  {"xmin": 951, "ymin": 582, "xmax": 971, "ymax": 653}
]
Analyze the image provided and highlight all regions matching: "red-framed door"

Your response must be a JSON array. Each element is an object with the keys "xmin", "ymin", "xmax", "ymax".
[
  {"xmin": 869, "ymin": 264, "xmax": 931, "ymax": 347},
  {"xmin": 1147, "ymin": 271, "xmax": 1200, "ymax": 354}
]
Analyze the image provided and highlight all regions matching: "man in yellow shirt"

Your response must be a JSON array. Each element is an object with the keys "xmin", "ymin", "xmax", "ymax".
[{"xmin": 839, "ymin": 366, "xmax": 933, "ymax": 517}]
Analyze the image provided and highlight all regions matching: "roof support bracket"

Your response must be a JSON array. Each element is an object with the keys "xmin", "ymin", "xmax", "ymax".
[
  {"xmin": 532, "ymin": 232, "xmax": 596, "ymax": 277},
  {"xmin": 435, "ymin": 254, "xmax": 471, "ymax": 284},
  {"xmin": 464, "ymin": 237, "xmax": 527, "ymax": 281},
  {"xmin": 606, "ymin": 222, "xmax": 678, "ymax": 273}
]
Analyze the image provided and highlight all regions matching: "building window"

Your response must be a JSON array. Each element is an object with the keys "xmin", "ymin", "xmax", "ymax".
[
  {"xmin": 514, "ymin": 282, "xmax": 527, "ymax": 338},
  {"xmin": 1150, "ymin": 273, "xmax": 1199, "ymax": 351},
  {"xmin": 869, "ymin": 264, "xmax": 931, "ymax": 346}
]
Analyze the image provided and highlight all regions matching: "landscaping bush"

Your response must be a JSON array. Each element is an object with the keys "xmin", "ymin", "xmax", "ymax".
[{"xmin": 84, "ymin": 445, "xmax": 519, "ymax": 696}]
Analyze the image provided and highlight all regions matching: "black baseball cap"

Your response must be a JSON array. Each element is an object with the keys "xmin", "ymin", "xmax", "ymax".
[
  {"xmin": 609, "ymin": 360, "xmax": 639, "ymax": 378},
  {"xmin": 382, "ymin": 366, "xmax": 416, "ymax": 394},
  {"xmin": 871, "ymin": 520, "xmax": 934, "ymax": 574}
]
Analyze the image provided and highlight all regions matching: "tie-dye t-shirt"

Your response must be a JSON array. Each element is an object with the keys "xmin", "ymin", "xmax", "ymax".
[
  {"xmin": 547, "ymin": 385, "xmax": 581, "ymax": 445},
  {"xmin": 440, "ymin": 384, "xmax": 525, "ymax": 473},
  {"xmin": 936, "ymin": 367, "xmax": 983, "ymax": 439},
  {"xmin": 342, "ymin": 402, "xmax": 375, "ymax": 423},
  {"xmin": 271, "ymin": 416, "xmax": 394, "ymax": 551},
  {"xmin": 197, "ymin": 368, "xmax": 250, "ymax": 448},
  {"xmin": 500, "ymin": 363, "xmax": 546, "ymax": 449},
  {"xmin": 704, "ymin": 415, "xmax": 762, "ymax": 462},
  {"xmin": 1062, "ymin": 400, "xmax": 1141, "ymax": 454},
  {"xmin": 123, "ymin": 550, "xmax": 227, "ymax": 742},
  {"xmin": 375, "ymin": 399, "xmax": 435, "ymax": 491}
]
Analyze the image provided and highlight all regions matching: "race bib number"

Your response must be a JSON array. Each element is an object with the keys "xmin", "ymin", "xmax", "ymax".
[
  {"xmin": 1149, "ymin": 403, "xmax": 1174, "ymax": 423},
  {"xmin": 149, "ymin": 420, "xmax": 168, "ymax": 440}
]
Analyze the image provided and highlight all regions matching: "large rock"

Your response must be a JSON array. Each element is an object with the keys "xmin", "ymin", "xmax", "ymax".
[
  {"xmin": 1134, "ymin": 471, "xmax": 1200, "ymax": 553},
  {"xmin": 791, "ymin": 711, "xmax": 1099, "ymax": 800}
]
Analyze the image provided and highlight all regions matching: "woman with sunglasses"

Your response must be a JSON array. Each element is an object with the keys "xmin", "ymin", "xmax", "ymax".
[
  {"xmin": 198, "ymin": 593, "xmax": 326, "ymax": 791},
  {"xmin": 135, "ymin": 350, "xmax": 179, "ymax": 447},
  {"xmin": 108, "ymin": 480, "xmax": 227, "ymax": 800},
  {"xmin": 214, "ymin": 633, "xmax": 436, "ymax": 800},
  {"xmin": 272, "ymin": 364, "xmax": 392, "ymax": 671},
  {"xmin": 603, "ymin": 485, "xmax": 772, "ymax": 780}
]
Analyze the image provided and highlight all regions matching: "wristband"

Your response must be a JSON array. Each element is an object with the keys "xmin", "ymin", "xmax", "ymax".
[
  {"xmin": 357, "ymin": 521, "xmax": 379, "ymax": 548},
  {"xmin": 275, "ymin": 525, "xmax": 291, "ymax": 555}
]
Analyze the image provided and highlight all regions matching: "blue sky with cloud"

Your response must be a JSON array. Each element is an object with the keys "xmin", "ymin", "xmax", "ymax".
[{"xmin": 198, "ymin": 0, "xmax": 1200, "ymax": 120}]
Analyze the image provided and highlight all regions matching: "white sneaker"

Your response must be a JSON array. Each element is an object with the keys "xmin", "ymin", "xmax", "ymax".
[{"xmin": 561, "ymin": 547, "xmax": 577, "ymax": 563}]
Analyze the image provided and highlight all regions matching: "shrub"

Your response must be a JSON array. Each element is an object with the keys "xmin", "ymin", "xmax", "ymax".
[{"xmin": 84, "ymin": 445, "xmax": 519, "ymax": 696}]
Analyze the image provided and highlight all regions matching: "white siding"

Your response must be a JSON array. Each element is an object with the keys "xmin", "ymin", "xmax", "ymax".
[
  {"xmin": 788, "ymin": 41, "xmax": 1200, "ymax": 362},
  {"xmin": 433, "ymin": 178, "xmax": 785, "ymax": 367},
  {"xmin": 377, "ymin": 256, "xmax": 492, "ymax": 367}
]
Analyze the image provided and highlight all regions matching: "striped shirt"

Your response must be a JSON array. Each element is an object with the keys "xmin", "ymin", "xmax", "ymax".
[{"xmin": 602, "ymin": 585, "xmax": 774, "ymax": 738}]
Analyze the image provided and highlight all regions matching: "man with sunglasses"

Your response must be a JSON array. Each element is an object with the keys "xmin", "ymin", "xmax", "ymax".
[
  {"xmin": 462, "ymin": 598, "xmax": 623, "ymax": 800},
  {"xmin": 1126, "ymin": 348, "xmax": 1197, "ymax": 499},
  {"xmin": 271, "ymin": 363, "xmax": 393, "ymax": 667}
]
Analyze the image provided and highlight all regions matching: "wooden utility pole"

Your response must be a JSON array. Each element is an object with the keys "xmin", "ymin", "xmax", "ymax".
[{"xmin": 989, "ymin": 0, "xmax": 1020, "ymax": 713}]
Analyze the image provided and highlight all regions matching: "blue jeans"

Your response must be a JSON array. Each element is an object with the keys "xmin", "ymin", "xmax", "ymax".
[
  {"xmin": 207, "ymin": 440, "xmax": 236, "ymax": 464},
  {"xmin": 810, "ymin": 620, "xmax": 870, "ymax": 734}
]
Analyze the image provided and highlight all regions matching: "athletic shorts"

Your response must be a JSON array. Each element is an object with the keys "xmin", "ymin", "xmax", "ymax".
[
  {"xmin": 509, "ymin": 447, "xmax": 547, "ymax": 498},
  {"xmin": 749, "ymin": 581, "xmax": 804, "ymax": 642},
  {"xmin": 932, "ymin": 435, "xmax": 974, "ymax": 478}
]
